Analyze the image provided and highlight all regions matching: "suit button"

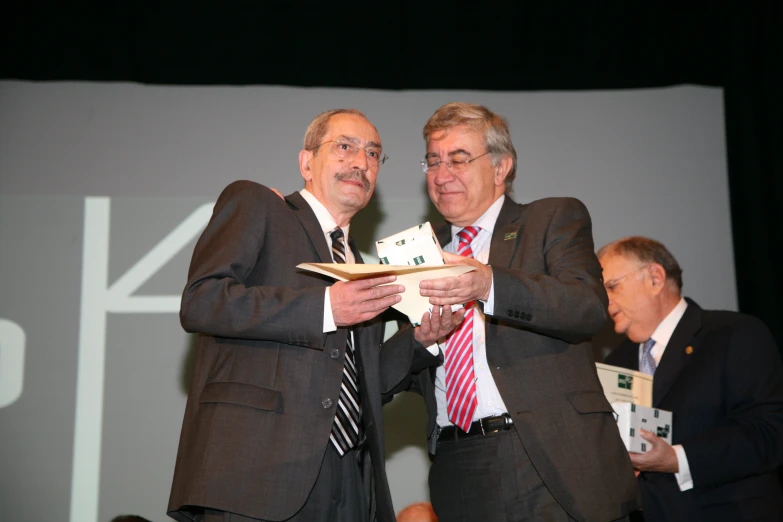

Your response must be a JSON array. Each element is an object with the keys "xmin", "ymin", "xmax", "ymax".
[
  {"xmin": 322, "ymin": 398, "xmax": 333, "ymax": 408},
  {"xmin": 507, "ymin": 309, "xmax": 513, "ymax": 317},
  {"xmin": 514, "ymin": 311, "xmax": 520, "ymax": 318},
  {"xmin": 330, "ymin": 348, "xmax": 340, "ymax": 359},
  {"xmin": 526, "ymin": 313, "xmax": 532, "ymax": 321}
]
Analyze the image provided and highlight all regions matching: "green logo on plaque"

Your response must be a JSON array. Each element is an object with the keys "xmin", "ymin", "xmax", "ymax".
[
  {"xmin": 413, "ymin": 255, "xmax": 425, "ymax": 265},
  {"xmin": 618, "ymin": 374, "xmax": 633, "ymax": 390}
]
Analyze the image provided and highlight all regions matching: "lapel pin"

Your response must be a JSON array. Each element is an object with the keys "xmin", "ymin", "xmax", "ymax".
[
  {"xmin": 504, "ymin": 232, "xmax": 517, "ymax": 241},
  {"xmin": 685, "ymin": 346, "xmax": 694, "ymax": 355}
]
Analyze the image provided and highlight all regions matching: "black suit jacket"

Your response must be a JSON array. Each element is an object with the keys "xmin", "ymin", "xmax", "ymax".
[
  {"xmin": 605, "ymin": 298, "xmax": 783, "ymax": 521},
  {"xmin": 382, "ymin": 196, "xmax": 639, "ymax": 522},
  {"xmin": 168, "ymin": 181, "xmax": 394, "ymax": 522}
]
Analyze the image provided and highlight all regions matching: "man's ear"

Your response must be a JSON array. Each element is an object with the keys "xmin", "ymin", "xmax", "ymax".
[
  {"xmin": 299, "ymin": 149, "xmax": 313, "ymax": 182},
  {"xmin": 648, "ymin": 263, "xmax": 667, "ymax": 295},
  {"xmin": 494, "ymin": 156, "xmax": 513, "ymax": 187}
]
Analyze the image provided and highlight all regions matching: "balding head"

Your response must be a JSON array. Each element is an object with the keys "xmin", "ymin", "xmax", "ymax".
[{"xmin": 396, "ymin": 502, "xmax": 438, "ymax": 522}]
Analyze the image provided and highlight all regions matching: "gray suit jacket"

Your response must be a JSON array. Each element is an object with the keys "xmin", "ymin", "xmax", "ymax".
[
  {"xmin": 168, "ymin": 181, "xmax": 394, "ymax": 522},
  {"xmin": 382, "ymin": 196, "xmax": 639, "ymax": 522}
]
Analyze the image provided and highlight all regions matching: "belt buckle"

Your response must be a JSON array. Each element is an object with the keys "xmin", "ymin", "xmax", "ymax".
[{"xmin": 480, "ymin": 416, "xmax": 497, "ymax": 436}]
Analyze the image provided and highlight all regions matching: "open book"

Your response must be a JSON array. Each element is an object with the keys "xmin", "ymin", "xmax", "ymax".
[{"xmin": 297, "ymin": 263, "xmax": 475, "ymax": 325}]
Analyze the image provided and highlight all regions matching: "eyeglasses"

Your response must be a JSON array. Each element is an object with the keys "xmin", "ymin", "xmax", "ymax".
[
  {"xmin": 421, "ymin": 151, "xmax": 491, "ymax": 174},
  {"xmin": 604, "ymin": 264, "xmax": 649, "ymax": 293},
  {"xmin": 312, "ymin": 139, "xmax": 388, "ymax": 167}
]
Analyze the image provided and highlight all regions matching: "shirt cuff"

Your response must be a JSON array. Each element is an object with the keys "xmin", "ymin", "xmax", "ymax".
[
  {"xmin": 673, "ymin": 444, "xmax": 693, "ymax": 491},
  {"xmin": 425, "ymin": 342, "xmax": 441, "ymax": 356},
  {"xmin": 323, "ymin": 288, "xmax": 337, "ymax": 333},
  {"xmin": 481, "ymin": 269, "xmax": 495, "ymax": 314}
]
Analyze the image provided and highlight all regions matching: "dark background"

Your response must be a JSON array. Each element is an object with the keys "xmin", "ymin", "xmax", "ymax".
[{"xmin": 4, "ymin": 2, "xmax": 781, "ymax": 348}]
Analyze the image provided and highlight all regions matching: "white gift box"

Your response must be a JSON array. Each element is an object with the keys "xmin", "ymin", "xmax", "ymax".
[
  {"xmin": 376, "ymin": 222, "xmax": 445, "ymax": 267},
  {"xmin": 374, "ymin": 222, "xmax": 465, "ymax": 324},
  {"xmin": 301, "ymin": 221, "xmax": 470, "ymax": 325},
  {"xmin": 595, "ymin": 362, "xmax": 653, "ymax": 407},
  {"xmin": 611, "ymin": 402, "xmax": 673, "ymax": 453}
]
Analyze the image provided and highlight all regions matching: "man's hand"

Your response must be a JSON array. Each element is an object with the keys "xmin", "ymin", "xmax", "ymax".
[
  {"xmin": 331, "ymin": 275, "xmax": 403, "ymax": 326},
  {"xmin": 413, "ymin": 305, "xmax": 466, "ymax": 346},
  {"xmin": 629, "ymin": 429, "xmax": 679, "ymax": 473},
  {"xmin": 419, "ymin": 252, "xmax": 493, "ymax": 306}
]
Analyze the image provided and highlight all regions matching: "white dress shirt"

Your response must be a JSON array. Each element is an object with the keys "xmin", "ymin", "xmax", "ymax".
[
  {"xmin": 299, "ymin": 188, "xmax": 353, "ymax": 333},
  {"xmin": 640, "ymin": 297, "xmax": 693, "ymax": 490},
  {"xmin": 429, "ymin": 195, "xmax": 509, "ymax": 428}
]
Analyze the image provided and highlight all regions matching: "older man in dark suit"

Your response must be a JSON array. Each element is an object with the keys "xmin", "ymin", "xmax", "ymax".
[
  {"xmin": 600, "ymin": 236, "xmax": 783, "ymax": 521},
  {"xmin": 382, "ymin": 102, "xmax": 639, "ymax": 522},
  {"xmin": 168, "ymin": 109, "xmax": 415, "ymax": 522}
]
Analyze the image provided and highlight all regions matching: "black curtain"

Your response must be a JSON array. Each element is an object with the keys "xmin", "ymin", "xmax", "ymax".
[
  {"xmin": 4, "ymin": 3, "xmax": 781, "ymax": 346},
  {"xmin": 723, "ymin": 4, "xmax": 783, "ymax": 350}
]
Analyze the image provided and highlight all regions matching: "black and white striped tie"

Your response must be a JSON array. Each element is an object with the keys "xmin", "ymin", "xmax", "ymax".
[{"xmin": 329, "ymin": 227, "xmax": 361, "ymax": 456}]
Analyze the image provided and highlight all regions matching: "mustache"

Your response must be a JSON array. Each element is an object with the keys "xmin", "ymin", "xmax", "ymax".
[{"xmin": 335, "ymin": 170, "xmax": 372, "ymax": 192}]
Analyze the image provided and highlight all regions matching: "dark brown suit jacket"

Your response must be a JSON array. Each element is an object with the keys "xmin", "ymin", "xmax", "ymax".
[
  {"xmin": 168, "ymin": 181, "xmax": 394, "ymax": 522},
  {"xmin": 382, "ymin": 196, "xmax": 639, "ymax": 522}
]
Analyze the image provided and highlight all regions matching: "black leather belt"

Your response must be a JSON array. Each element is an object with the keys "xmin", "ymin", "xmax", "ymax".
[{"xmin": 438, "ymin": 414, "xmax": 514, "ymax": 441}]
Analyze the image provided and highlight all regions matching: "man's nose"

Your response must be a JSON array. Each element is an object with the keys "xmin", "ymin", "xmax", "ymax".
[
  {"xmin": 432, "ymin": 163, "xmax": 455, "ymax": 184},
  {"xmin": 350, "ymin": 149, "xmax": 369, "ymax": 170}
]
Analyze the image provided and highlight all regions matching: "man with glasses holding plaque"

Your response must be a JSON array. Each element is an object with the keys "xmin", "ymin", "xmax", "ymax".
[
  {"xmin": 382, "ymin": 102, "xmax": 639, "ymax": 521},
  {"xmin": 168, "ymin": 109, "xmax": 442, "ymax": 522}
]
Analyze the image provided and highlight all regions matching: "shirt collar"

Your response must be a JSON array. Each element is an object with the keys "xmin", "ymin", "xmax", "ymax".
[
  {"xmin": 299, "ymin": 188, "xmax": 351, "ymax": 240},
  {"xmin": 649, "ymin": 297, "xmax": 688, "ymax": 351},
  {"xmin": 450, "ymin": 194, "xmax": 505, "ymax": 238}
]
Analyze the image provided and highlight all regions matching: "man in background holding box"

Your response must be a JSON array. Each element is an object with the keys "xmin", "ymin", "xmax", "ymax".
[
  {"xmin": 382, "ymin": 102, "xmax": 638, "ymax": 521},
  {"xmin": 599, "ymin": 236, "xmax": 783, "ymax": 521}
]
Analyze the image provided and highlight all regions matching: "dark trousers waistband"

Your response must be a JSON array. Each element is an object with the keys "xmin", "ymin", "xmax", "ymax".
[{"xmin": 438, "ymin": 414, "xmax": 514, "ymax": 442}]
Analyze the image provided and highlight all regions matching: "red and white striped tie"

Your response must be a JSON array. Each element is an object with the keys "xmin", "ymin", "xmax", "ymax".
[{"xmin": 445, "ymin": 225, "xmax": 481, "ymax": 432}]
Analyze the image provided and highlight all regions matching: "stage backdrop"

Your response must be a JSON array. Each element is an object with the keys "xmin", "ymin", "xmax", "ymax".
[{"xmin": 0, "ymin": 82, "xmax": 734, "ymax": 522}]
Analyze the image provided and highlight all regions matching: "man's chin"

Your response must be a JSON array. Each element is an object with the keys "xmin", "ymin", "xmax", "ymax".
[
  {"xmin": 433, "ymin": 202, "xmax": 464, "ymax": 223},
  {"xmin": 612, "ymin": 322, "xmax": 629, "ymax": 338},
  {"xmin": 338, "ymin": 192, "xmax": 372, "ymax": 211}
]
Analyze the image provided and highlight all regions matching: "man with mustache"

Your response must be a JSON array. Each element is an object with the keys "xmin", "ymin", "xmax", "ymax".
[
  {"xmin": 168, "ymin": 109, "xmax": 452, "ymax": 522},
  {"xmin": 382, "ymin": 102, "xmax": 639, "ymax": 521}
]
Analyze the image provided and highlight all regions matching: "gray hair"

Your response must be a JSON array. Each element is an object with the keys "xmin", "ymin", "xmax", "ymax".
[
  {"xmin": 303, "ymin": 108, "xmax": 371, "ymax": 153},
  {"xmin": 423, "ymin": 102, "xmax": 517, "ymax": 193},
  {"xmin": 598, "ymin": 236, "xmax": 684, "ymax": 290}
]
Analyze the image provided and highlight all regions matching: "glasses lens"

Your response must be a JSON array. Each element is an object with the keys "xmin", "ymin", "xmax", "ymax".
[
  {"xmin": 365, "ymin": 148, "xmax": 381, "ymax": 166},
  {"xmin": 331, "ymin": 141, "xmax": 355, "ymax": 158}
]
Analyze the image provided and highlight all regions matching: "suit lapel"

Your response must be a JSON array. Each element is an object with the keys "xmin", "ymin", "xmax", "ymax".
[
  {"xmin": 436, "ymin": 197, "xmax": 523, "ymax": 346},
  {"xmin": 285, "ymin": 191, "xmax": 332, "ymax": 263},
  {"xmin": 487, "ymin": 197, "xmax": 523, "ymax": 269},
  {"xmin": 653, "ymin": 298, "xmax": 703, "ymax": 406},
  {"xmin": 286, "ymin": 191, "xmax": 350, "ymax": 351},
  {"xmin": 433, "ymin": 196, "xmax": 524, "ymax": 268},
  {"xmin": 348, "ymin": 236, "xmax": 363, "ymax": 264},
  {"xmin": 434, "ymin": 222, "xmax": 451, "ymax": 250},
  {"xmin": 612, "ymin": 341, "xmax": 641, "ymax": 371}
]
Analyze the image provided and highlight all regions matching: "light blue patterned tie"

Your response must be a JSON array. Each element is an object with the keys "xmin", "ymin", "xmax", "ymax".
[{"xmin": 640, "ymin": 338, "xmax": 657, "ymax": 375}]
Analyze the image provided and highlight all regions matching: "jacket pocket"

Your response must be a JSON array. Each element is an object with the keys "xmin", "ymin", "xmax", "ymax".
[
  {"xmin": 565, "ymin": 390, "xmax": 613, "ymax": 414},
  {"xmin": 199, "ymin": 381, "xmax": 281, "ymax": 412}
]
